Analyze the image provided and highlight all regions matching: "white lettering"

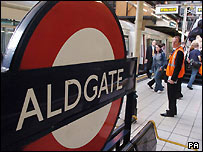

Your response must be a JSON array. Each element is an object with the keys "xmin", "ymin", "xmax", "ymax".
[
  {"xmin": 84, "ymin": 75, "xmax": 98, "ymax": 102},
  {"xmin": 16, "ymin": 88, "xmax": 43, "ymax": 131},
  {"xmin": 108, "ymin": 70, "xmax": 117, "ymax": 92},
  {"xmin": 98, "ymin": 72, "xmax": 109, "ymax": 98},
  {"xmin": 16, "ymin": 68, "xmax": 126, "ymax": 131},
  {"xmin": 117, "ymin": 69, "xmax": 124, "ymax": 90},
  {"xmin": 47, "ymin": 84, "xmax": 62, "ymax": 118},
  {"xmin": 64, "ymin": 79, "xmax": 81, "ymax": 111}
]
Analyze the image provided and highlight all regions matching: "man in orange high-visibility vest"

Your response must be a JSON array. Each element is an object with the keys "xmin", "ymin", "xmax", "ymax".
[{"xmin": 161, "ymin": 36, "xmax": 185, "ymax": 117}]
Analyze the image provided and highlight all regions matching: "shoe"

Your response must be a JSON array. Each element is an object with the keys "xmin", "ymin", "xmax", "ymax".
[
  {"xmin": 157, "ymin": 90, "xmax": 163, "ymax": 93},
  {"xmin": 180, "ymin": 94, "xmax": 183, "ymax": 97},
  {"xmin": 166, "ymin": 110, "xmax": 176, "ymax": 115},
  {"xmin": 155, "ymin": 89, "xmax": 163, "ymax": 93},
  {"xmin": 187, "ymin": 86, "xmax": 193, "ymax": 90},
  {"xmin": 160, "ymin": 113, "xmax": 174, "ymax": 117},
  {"xmin": 176, "ymin": 94, "xmax": 183, "ymax": 99},
  {"xmin": 147, "ymin": 83, "xmax": 153, "ymax": 89}
]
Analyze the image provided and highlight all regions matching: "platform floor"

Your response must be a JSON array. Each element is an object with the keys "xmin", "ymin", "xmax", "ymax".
[{"xmin": 116, "ymin": 77, "xmax": 202, "ymax": 151}]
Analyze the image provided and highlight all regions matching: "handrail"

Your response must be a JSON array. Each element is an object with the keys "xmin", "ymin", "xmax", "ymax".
[
  {"xmin": 1, "ymin": 1, "xmax": 31, "ymax": 11},
  {"xmin": 149, "ymin": 120, "xmax": 198, "ymax": 151}
]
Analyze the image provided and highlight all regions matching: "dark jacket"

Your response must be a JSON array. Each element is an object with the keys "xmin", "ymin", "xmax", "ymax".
[
  {"xmin": 146, "ymin": 45, "xmax": 156, "ymax": 60},
  {"xmin": 171, "ymin": 51, "xmax": 184, "ymax": 81},
  {"xmin": 188, "ymin": 19, "xmax": 202, "ymax": 42},
  {"xmin": 188, "ymin": 27, "xmax": 202, "ymax": 42}
]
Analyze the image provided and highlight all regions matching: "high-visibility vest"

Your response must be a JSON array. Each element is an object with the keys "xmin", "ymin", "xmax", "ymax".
[
  {"xmin": 166, "ymin": 46, "xmax": 185, "ymax": 78},
  {"xmin": 199, "ymin": 64, "xmax": 202, "ymax": 76}
]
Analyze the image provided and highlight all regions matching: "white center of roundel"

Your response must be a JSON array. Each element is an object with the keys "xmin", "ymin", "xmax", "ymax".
[{"xmin": 52, "ymin": 28, "xmax": 115, "ymax": 148}]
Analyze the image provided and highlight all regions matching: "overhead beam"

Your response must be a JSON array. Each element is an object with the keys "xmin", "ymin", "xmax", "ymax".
[
  {"xmin": 118, "ymin": 16, "xmax": 157, "ymax": 22},
  {"xmin": 156, "ymin": 3, "xmax": 202, "ymax": 7},
  {"xmin": 1, "ymin": 1, "xmax": 31, "ymax": 11}
]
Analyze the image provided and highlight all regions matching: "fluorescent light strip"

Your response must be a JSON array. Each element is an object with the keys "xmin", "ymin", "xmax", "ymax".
[
  {"xmin": 1, "ymin": 31, "xmax": 14, "ymax": 33},
  {"xmin": 151, "ymin": 13, "xmax": 161, "ymax": 18},
  {"xmin": 163, "ymin": 18, "xmax": 169, "ymax": 23},
  {"xmin": 170, "ymin": 20, "xmax": 177, "ymax": 24},
  {"xmin": 7, "ymin": 31, "xmax": 14, "ymax": 34},
  {"xmin": 143, "ymin": 8, "xmax": 147, "ymax": 12},
  {"xmin": 144, "ymin": 3, "xmax": 148, "ymax": 7},
  {"xmin": 163, "ymin": 15, "xmax": 170, "ymax": 20}
]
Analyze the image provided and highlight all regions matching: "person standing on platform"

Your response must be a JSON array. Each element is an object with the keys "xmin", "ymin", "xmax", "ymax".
[
  {"xmin": 161, "ymin": 36, "xmax": 185, "ymax": 117},
  {"xmin": 146, "ymin": 40, "xmax": 156, "ymax": 79},
  {"xmin": 187, "ymin": 40, "xmax": 201, "ymax": 90}
]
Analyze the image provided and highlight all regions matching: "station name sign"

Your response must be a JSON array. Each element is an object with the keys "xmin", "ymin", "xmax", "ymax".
[
  {"xmin": 156, "ymin": 5, "xmax": 179, "ymax": 14},
  {"xmin": 1, "ymin": 58, "xmax": 136, "ymax": 148}
]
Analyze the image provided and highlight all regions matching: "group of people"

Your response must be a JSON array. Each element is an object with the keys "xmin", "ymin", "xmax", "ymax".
[
  {"xmin": 146, "ymin": 40, "xmax": 167, "ymax": 93},
  {"xmin": 145, "ymin": 30, "xmax": 202, "ymax": 117},
  {"xmin": 186, "ymin": 19, "xmax": 202, "ymax": 90},
  {"xmin": 145, "ymin": 36, "xmax": 185, "ymax": 117}
]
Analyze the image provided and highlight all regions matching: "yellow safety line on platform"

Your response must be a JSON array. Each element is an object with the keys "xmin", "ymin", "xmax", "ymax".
[
  {"xmin": 132, "ymin": 115, "xmax": 137, "ymax": 120},
  {"xmin": 137, "ymin": 73, "xmax": 154, "ymax": 81},
  {"xmin": 149, "ymin": 120, "xmax": 198, "ymax": 151},
  {"xmin": 136, "ymin": 74, "xmax": 147, "ymax": 81}
]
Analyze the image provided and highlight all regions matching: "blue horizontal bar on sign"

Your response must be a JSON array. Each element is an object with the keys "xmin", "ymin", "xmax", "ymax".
[{"xmin": 1, "ymin": 57, "xmax": 137, "ymax": 149}]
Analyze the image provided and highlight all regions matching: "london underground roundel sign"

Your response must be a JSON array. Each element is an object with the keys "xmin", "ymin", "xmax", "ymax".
[{"xmin": 1, "ymin": 1, "xmax": 136, "ymax": 151}]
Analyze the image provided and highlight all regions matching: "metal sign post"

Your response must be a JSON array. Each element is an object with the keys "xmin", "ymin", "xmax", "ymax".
[{"xmin": 181, "ymin": 6, "xmax": 188, "ymax": 42}]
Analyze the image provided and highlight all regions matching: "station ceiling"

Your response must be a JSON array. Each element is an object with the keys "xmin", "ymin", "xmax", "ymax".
[{"xmin": 145, "ymin": 26, "xmax": 181, "ymax": 37}]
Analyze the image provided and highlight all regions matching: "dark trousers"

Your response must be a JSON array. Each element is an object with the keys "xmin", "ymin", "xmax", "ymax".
[
  {"xmin": 146, "ymin": 59, "xmax": 153, "ymax": 78},
  {"xmin": 167, "ymin": 82, "xmax": 177, "ymax": 115},
  {"xmin": 176, "ymin": 78, "xmax": 183, "ymax": 98}
]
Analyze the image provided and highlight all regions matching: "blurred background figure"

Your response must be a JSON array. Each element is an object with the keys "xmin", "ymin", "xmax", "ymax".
[
  {"xmin": 187, "ymin": 40, "xmax": 202, "ymax": 90},
  {"xmin": 188, "ymin": 19, "xmax": 202, "ymax": 43},
  {"xmin": 161, "ymin": 43, "xmax": 166, "ymax": 54},
  {"xmin": 146, "ymin": 40, "xmax": 156, "ymax": 79}
]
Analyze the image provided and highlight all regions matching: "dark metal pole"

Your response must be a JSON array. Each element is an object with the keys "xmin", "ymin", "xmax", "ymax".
[
  {"xmin": 126, "ymin": 2, "xmax": 128, "ymax": 16},
  {"xmin": 123, "ymin": 92, "xmax": 134, "ymax": 145},
  {"xmin": 132, "ymin": 91, "xmax": 138, "ymax": 118},
  {"xmin": 123, "ymin": 91, "xmax": 138, "ymax": 145}
]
